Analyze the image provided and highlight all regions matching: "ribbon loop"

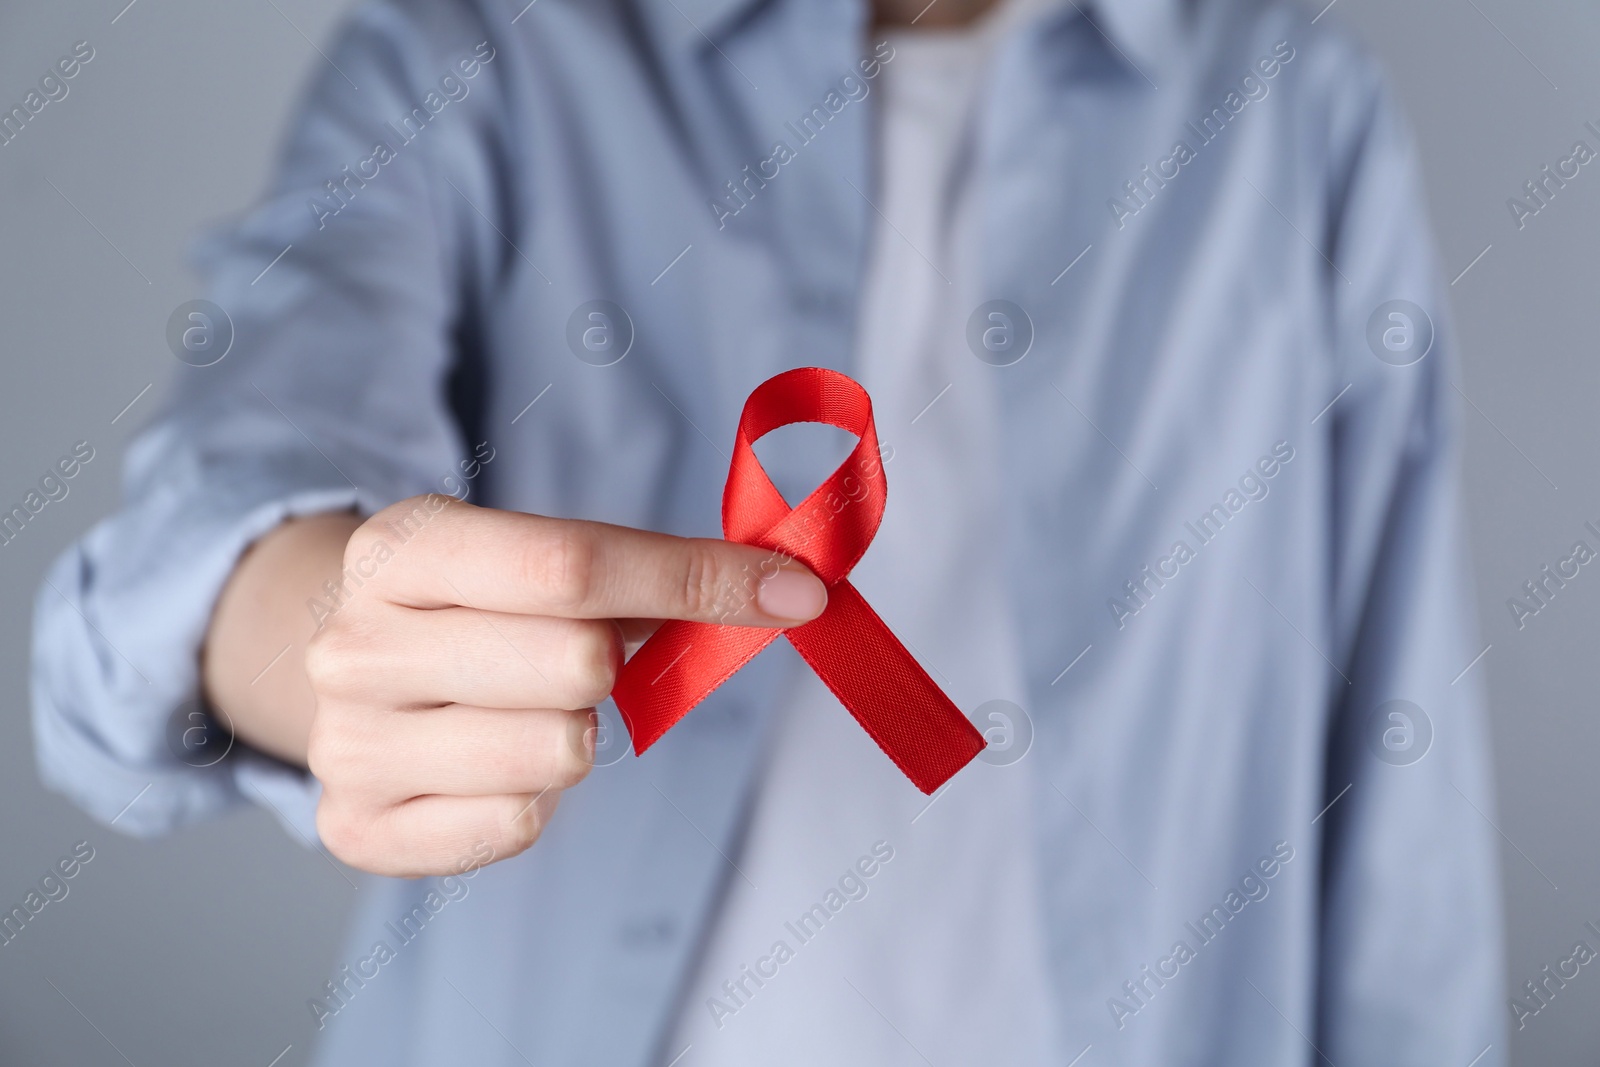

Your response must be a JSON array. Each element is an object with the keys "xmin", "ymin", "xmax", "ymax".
[
  {"xmin": 613, "ymin": 367, "xmax": 985, "ymax": 794},
  {"xmin": 724, "ymin": 369, "xmax": 885, "ymax": 582}
]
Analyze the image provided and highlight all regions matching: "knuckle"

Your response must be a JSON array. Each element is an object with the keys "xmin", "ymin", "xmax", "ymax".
[
  {"xmin": 553, "ymin": 722, "xmax": 595, "ymax": 789},
  {"xmin": 495, "ymin": 796, "xmax": 546, "ymax": 858},
  {"xmin": 526, "ymin": 523, "xmax": 596, "ymax": 613},
  {"xmin": 512, "ymin": 712, "xmax": 590, "ymax": 791},
  {"xmin": 344, "ymin": 512, "xmax": 387, "ymax": 572},
  {"xmin": 679, "ymin": 541, "xmax": 731, "ymax": 620},
  {"xmin": 314, "ymin": 795, "xmax": 369, "ymax": 868},
  {"xmin": 371, "ymin": 494, "xmax": 461, "ymax": 547},
  {"xmin": 302, "ymin": 625, "xmax": 348, "ymax": 693},
  {"xmin": 304, "ymin": 705, "xmax": 360, "ymax": 787},
  {"xmin": 303, "ymin": 615, "xmax": 374, "ymax": 697},
  {"xmin": 564, "ymin": 754, "xmax": 594, "ymax": 789},
  {"xmin": 563, "ymin": 622, "xmax": 620, "ymax": 708}
]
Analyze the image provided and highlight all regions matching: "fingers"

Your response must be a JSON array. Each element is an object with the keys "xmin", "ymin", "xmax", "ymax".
[
  {"xmin": 308, "ymin": 700, "xmax": 592, "ymax": 799},
  {"xmin": 318, "ymin": 790, "xmax": 563, "ymax": 878},
  {"xmin": 308, "ymin": 604, "xmax": 623, "ymax": 710},
  {"xmin": 360, "ymin": 498, "xmax": 827, "ymax": 626},
  {"xmin": 305, "ymin": 498, "xmax": 822, "ymax": 879},
  {"xmin": 309, "ymin": 695, "xmax": 588, "ymax": 877},
  {"xmin": 308, "ymin": 704, "xmax": 594, "ymax": 802}
]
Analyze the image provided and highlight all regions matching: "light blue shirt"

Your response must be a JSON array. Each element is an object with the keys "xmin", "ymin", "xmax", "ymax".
[{"xmin": 31, "ymin": 0, "xmax": 1506, "ymax": 1063}]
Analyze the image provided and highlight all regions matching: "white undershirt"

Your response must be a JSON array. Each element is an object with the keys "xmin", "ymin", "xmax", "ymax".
[{"xmin": 666, "ymin": 7, "xmax": 1057, "ymax": 1064}]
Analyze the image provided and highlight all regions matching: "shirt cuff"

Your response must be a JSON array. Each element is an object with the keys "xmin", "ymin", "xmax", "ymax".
[{"xmin": 31, "ymin": 474, "xmax": 374, "ymax": 843}]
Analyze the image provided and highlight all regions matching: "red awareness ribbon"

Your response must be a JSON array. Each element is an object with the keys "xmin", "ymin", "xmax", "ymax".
[{"xmin": 612, "ymin": 366, "xmax": 986, "ymax": 794}]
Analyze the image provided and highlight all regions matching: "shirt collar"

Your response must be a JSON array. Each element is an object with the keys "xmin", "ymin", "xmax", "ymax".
[
  {"xmin": 642, "ymin": 0, "xmax": 789, "ymax": 52},
  {"xmin": 1074, "ymin": 0, "xmax": 1185, "ymax": 73}
]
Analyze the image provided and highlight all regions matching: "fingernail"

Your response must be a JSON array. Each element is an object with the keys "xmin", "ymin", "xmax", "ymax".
[
  {"xmin": 569, "ymin": 710, "xmax": 596, "ymax": 765},
  {"xmin": 756, "ymin": 568, "xmax": 827, "ymax": 623}
]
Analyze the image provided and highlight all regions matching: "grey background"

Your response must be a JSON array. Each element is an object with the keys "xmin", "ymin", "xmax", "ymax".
[{"xmin": 0, "ymin": 0, "xmax": 1595, "ymax": 1063}]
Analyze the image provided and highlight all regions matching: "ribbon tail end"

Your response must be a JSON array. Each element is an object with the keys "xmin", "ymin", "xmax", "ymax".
[{"xmin": 906, "ymin": 726, "xmax": 986, "ymax": 794}]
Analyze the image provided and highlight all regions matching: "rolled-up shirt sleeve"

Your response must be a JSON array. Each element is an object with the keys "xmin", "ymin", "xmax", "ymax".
[
  {"xmin": 1314, "ymin": 52, "xmax": 1505, "ymax": 1064},
  {"xmin": 31, "ymin": 0, "xmax": 504, "ymax": 843}
]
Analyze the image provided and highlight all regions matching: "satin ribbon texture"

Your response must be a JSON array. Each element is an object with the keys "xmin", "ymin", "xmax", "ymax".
[{"xmin": 611, "ymin": 366, "xmax": 986, "ymax": 793}]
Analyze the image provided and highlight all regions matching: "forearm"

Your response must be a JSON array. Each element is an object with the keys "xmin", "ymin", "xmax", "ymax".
[{"xmin": 202, "ymin": 511, "xmax": 361, "ymax": 768}]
